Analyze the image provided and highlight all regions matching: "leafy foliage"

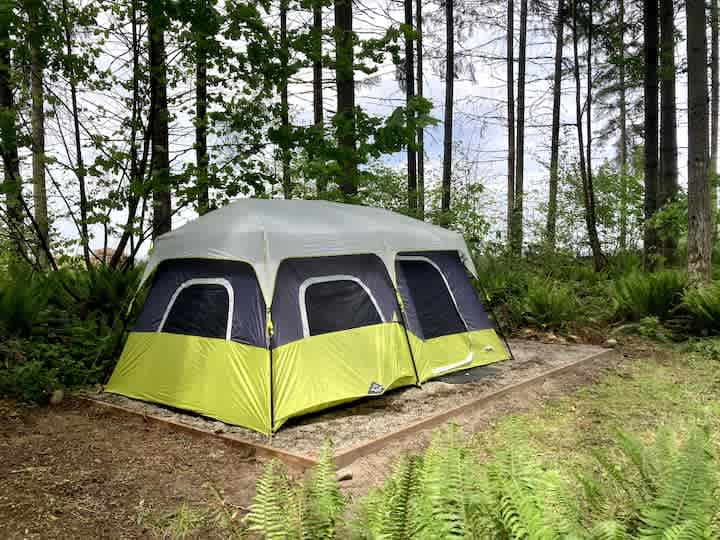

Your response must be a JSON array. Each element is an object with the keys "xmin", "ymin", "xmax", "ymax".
[
  {"xmin": 611, "ymin": 271, "xmax": 687, "ymax": 321},
  {"xmin": 680, "ymin": 283, "xmax": 720, "ymax": 335},
  {"xmin": 513, "ymin": 279, "xmax": 580, "ymax": 330},
  {"xmin": 246, "ymin": 440, "xmax": 345, "ymax": 539}
]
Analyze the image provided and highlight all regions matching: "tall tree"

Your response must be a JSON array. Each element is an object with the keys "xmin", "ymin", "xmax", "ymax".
[
  {"xmin": 312, "ymin": 0, "xmax": 325, "ymax": 194},
  {"xmin": 441, "ymin": 0, "xmax": 453, "ymax": 215},
  {"xmin": 61, "ymin": 0, "xmax": 91, "ymax": 267},
  {"xmin": 511, "ymin": 0, "xmax": 527, "ymax": 255},
  {"xmin": 642, "ymin": 0, "xmax": 659, "ymax": 269},
  {"xmin": 711, "ymin": 0, "xmax": 719, "ymax": 232},
  {"xmin": 404, "ymin": 0, "xmax": 417, "ymax": 214},
  {"xmin": 572, "ymin": 0, "xmax": 604, "ymax": 271},
  {"xmin": 546, "ymin": 0, "xmax": 565, "ymax": 249},
  {"xmin": 148, "ymin": 0, "xmax": 171, "ymax": 237},
  {"xmin": 506, "ymin": 0, "xmax": 515, "ymax": 245},
  {"xmin": 658, "ymin": 0, "xmax": 678, "ymax": 262},
  {"xmin": 0, "ymin": 0, "xmax": 23, "ymax": 252},
  {"xmin": 280, "ymin": 0, "xmax": 292, "ymax": 199},
  {"xmin": 195, "ymin": 0, "xmax": 210, "ymax": 215},
  {"xmin": 416, "ymin": 0, "xmax": 424, "ymax": 219},
  {"xmin": 26, "ymin": 0, "xmax": 49, "ymax": 260},
  {"xmin": 686, "ymin": 0, "xmax": 712, "ymax": 283},
  {"xmin": 618, "ymin": 0, "xmax": 629, "ymax": 251},
  {"xmin": 334, "ymin": 0, "xmax": 357, "ymax": 197}
]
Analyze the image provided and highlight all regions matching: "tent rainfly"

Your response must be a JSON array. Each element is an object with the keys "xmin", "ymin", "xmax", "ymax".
[{"xmin": 106, "ymin": 199, "xmax": 509, "ymax": 434}]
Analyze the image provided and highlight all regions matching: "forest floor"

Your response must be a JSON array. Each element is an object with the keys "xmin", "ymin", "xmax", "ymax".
[{"xmin": 2, "ymin": 338, "xmax": 718, "ymax": 539}]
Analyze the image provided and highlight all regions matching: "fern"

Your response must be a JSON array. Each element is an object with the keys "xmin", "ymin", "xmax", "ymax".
[
  {"xmin": 588, "ymin": 520, "xmax": 630, "ymax": 540},
  {"xmin": 246, "ymin": 459, "xmax": 293, "ymax": 539}
]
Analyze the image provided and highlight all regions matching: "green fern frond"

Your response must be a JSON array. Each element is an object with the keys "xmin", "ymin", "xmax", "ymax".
[
  {"xmin": 638, "ymin": 428, "xmax": 716, "ymax": 539},
  {"xmin": 588, "ymin": 520, "xmax": 630, "ymax": 540},
  {"xmin": 246, "ymin": 459, "xmax": 292, "ymax": 539},
  {"xmin": 302, "ymin": 440, "xmax": 344, "ymax": 539}
]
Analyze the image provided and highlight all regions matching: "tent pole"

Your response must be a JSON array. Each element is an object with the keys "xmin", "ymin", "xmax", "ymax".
[
  {"xmin": 267, "ymin": 309, "xmax": 275, "ymax": 436},
  {"xmin": 394, "ymin": 289, "xmax": 421, "ymax": 386},
  {"xmin": 475, "ymin": 279, "xmax": 515, "ymax": 362}
]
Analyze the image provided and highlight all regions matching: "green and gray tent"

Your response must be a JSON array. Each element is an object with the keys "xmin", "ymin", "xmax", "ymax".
[{"xmin": 107, "ymin": 199, "xmax": 509, "ymax": 434}]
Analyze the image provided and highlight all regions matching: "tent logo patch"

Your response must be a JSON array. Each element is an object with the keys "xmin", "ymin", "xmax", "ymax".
[{"xmin": 368, "ymin": 382, "xmax": 385, "ymax": 395}]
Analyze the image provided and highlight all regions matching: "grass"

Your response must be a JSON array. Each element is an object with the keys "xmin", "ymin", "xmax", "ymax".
[{"xmin": 471, "ymin": 344, "xmax": 720, "ymax": 475}]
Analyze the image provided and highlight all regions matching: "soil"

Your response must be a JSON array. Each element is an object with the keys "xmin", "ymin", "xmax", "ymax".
[
  {"xmin": 0, "ymin": 339, "xmax": 631, "ymax": 538},
  {"xmin": 86, "ymin": 340, "xmax": 607, "ymax": 457}
]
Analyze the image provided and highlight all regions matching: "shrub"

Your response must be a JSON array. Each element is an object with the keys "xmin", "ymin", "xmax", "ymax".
[
  {"xmin": 0, "ymin": 360, "xmax": 60, "ymax": 402},
  {"xmin": 611, "ymin": 270, "xmax": 687, "ymax": 321},
  {"xmin": 681, "ymin": 282, "xmax": 720, "ymax": 335},
  {"xmin": 513, "ymin": 279, "xmax": 579, "ymax": 330},
  {"xmin": 474, "ymin": 256, "xmax": 528, "ymax": 308}
]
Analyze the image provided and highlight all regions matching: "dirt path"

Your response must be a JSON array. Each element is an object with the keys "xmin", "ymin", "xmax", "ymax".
[
  {"xmin": 0, "ymin": 399, "xmax": 263, "ymax": 539},
  {"xmin": 0, "ymin": 341, "xmax": 638, "ymax": 538}
]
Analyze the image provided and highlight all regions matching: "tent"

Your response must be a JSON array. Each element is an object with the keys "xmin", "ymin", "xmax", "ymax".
[{"xmin": 106, "ymin": 199, "xmax": 509, "ymax": 434}]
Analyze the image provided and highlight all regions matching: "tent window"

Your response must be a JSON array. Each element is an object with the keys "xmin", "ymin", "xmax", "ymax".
[
  {"xmin": 397, "ymin": 257, "xmax": 466, "ymax": 339},
  {"xmin": 160, "ymin": 278, "xmax": 234, "ymax": 340},
  {"xmin": 300, "ymin": 275, "xmax": 384, "ymax": 337}
]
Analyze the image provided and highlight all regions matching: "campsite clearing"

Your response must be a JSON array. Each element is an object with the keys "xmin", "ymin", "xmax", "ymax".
[
  {"xmin": 0, "ymin": 343, "xmax": 664, "ymax": 538},
  {"xmin": 0, "ymin": 339, "xmax": 637, "ymax": 539},
  {"xmin": 83, "ymin": 340, "xmax": 614, "ymax": 466}
]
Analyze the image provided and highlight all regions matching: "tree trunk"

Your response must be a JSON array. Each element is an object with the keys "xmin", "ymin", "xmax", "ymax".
[
  {"xmin": 27, "ymin": 0, "xmax": 49, "ymax": 264},
  {"xmin": 659, "ymin": 0, "xmax": 678, "ymax": 263},
  {"xmin": 0, "ymin": 1, "xmax": 23, "ymax": 254},
  {"xmin": 618, "ymin": 0, "xmax": 629, "ymax": 251},
  {"xmin": 711, "ymin": 0, "xmax": 719, "ymax": 236},
  {"xmin": 643, "ymin": 0, "xmax": 659, "ymax": 270},
  {"xmin": 416, "ymin": 0, "xmax": 424, "ymax": 220},
  {"xmin": 511, "ymin": 0, "xmax": 527, "ymax": 255},
  {"xmin": 312, "ymin": 0, "xmax": 325, "ymax": 195},
  {"xmin": 61, "ymin": 0, "xmax": 91, "ymax": 267},
  {"xmin": 110, "ymin": 0, "xmax": 146, "ymax": 270},
  {"xmin": 572, "ymin": 0, "xmax": 604, "ymax": 271},
  {"xmin": 546, "ymin": 0, "xmax": 564, "ymax": 250},
  {"xmin": 148, "ymin": 0, "xmax": 171, "ymax": 238},
  {"xmin": 686, "ymin": 0, "xmax": 712, "ymax": 283},
  {"xmin": 404, "ymin": 0, "xmax": 417, "ymax": 215},
  {"xmin": 334, "ymin": 0, "xmax": 357, "ymax": 197},
  {"xmin": 280, "ymin": 0, "xmax": 292, "ymax": 199},
  {"xmin": 195, "ymin": 0, "xmax": 209, "ymax": 215},
  {"xmin": 441, "ymin": 0, "xmax": 453, "ymax": 215},
  {"xmin": 506, "ymin": 0, "xmax": 515, "ymax": 245}
]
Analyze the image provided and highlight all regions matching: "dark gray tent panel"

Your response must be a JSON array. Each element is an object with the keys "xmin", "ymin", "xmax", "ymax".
[
  {"xmin": 270, "ymin": 254, "xmax": 399, "ymax": 347},
  {"xmin": 395, "ymin": 251, "xmax": 494, "ymax": 340},
  {"xmin": 133, "ymin": 258, "xmax": 267, "ymax": 347}
]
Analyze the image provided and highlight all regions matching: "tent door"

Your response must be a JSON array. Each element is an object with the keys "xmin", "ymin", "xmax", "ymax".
[{"xmin": 395, "ymin": 256, "xmax": 473, "ymax": 380}]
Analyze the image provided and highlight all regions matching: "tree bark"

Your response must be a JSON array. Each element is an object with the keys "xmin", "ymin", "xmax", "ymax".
[
  {"xmin": 27, "ymin": 0, "xmax": 49, "ymax": 263},
  {"xmin": 572, "ymin": 0, "xmax": 604, "ymax": 271},
  {"xmin": 643, "ymin": 0, "xmax": 659, "ymax": 270},
  {"xmin": 0, "ymin": 0, "xmax": 23, "ymax": 254},
  {"xmin": 659, "ymin": 0, "xmax": 678, "ymax": 262},
  {"xmin": 711, "ymin": 0, "xmax": 719, "ymax": 235},
  {"xmin": 404, "ymin": 0, "xmax": 417, "ymax": 215},
  {"xmin": 334, "ymin": 0, "xmax": 357, "ymax": 197},
  {"xmin": 511, "ymin": 0, "xmax": 527, "ymax": 255},
  {"xmin": 546, "ymin": 0, "xmax": 564, "ymax": 250},
  {"xmin": 280, "ymin": 0, "xmax": 292, "ymax": 199},
  {"xmin": 416, "ymin": 0, "xmax": 424, "ymax": 220},
  {"xmin": 506, "ymin": 0, "xmax": 515, "ymax": 245},
  {"xmin": 618, "ymin": 0, "xmax": 629, "ymax": 251},
  {"xmin": 441, "ymin": 0, "xmax": 453, "ymax": 215},
  {"xmin": 686, "ymin": 0, "xmax": 712, "ymax": 283},
  {"xmin": 312, "ymin": 0, "xmax": 325, "ymax": 195},
  {"xmin": 195, "ymin": 0, "xmax": 209, "ymax": 215},
  {"xmin": 61, "ymin": 0, "xmax": 91, "ymax": 267},
  {"xmin": 148, "ymin": 0, "xmax": 171, "ymax": 238}
]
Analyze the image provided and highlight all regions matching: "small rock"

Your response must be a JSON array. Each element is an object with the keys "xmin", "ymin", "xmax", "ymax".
[
  {"xmin": 336, "ymin": 469, "xmax": 353, "ymax": 482},
  {"xmin": 604, "ymin": 338, "xmax": 618, "ymax": 348},
  {"xmin": 49, "ymin": 389, "xmax": 64, "ymax": 405}
]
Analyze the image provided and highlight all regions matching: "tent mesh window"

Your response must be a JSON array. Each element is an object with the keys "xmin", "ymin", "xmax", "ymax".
[
  {"xmin": 304, "ymin": 280, "xmax": 382, "ymax": 336},
  {"xmin": 162, "ymin": 284, "xmax": 230, "ymax": 339},
  {"xmin": 398, "ymin": 260, "xmax": 465, "ymax": 339}
]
